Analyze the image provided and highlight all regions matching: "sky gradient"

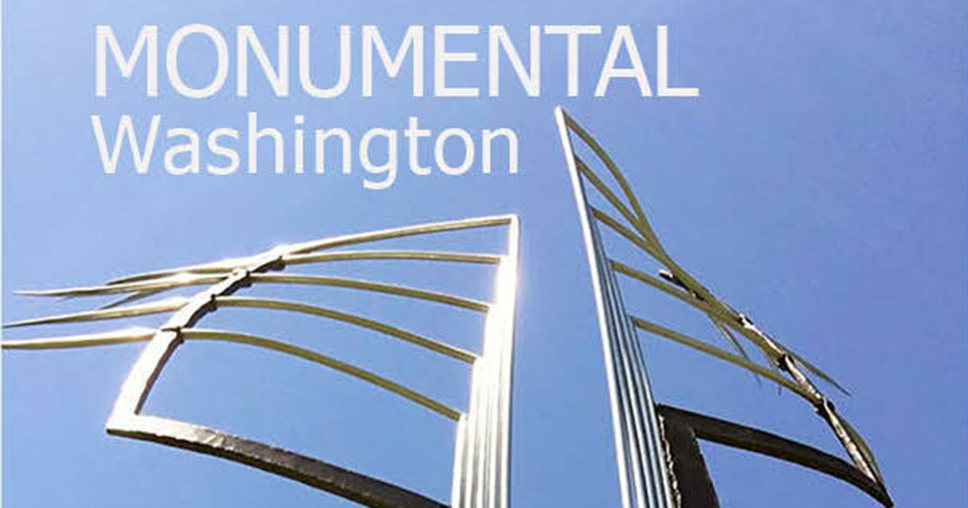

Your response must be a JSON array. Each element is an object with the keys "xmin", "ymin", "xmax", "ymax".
[{"xmin": 3, "ymin": 1, "xmax": 966, "ymax": 507}]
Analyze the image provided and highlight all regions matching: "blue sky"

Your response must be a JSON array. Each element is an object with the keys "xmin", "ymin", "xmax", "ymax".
[{"xmin": 3, "ymin": 1, "xmax": 966, "ymax": 507}]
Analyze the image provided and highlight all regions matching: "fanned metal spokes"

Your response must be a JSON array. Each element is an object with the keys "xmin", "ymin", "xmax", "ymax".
[
  {"xmin": 556, "ymin": 106, "xmax": 889, "ymax": 506},
  {"xmin": 562, "ymin": 110, "xmax": 846, "ymax": 393},
  {"xmin": 3, "ymin": 215, "xmax": 519, "ymax": 508}
]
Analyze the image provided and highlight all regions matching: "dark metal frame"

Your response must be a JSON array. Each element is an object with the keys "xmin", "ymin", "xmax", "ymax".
[{"xmin": 658, "ymin": 405, "xmax": 891, "ymax": 507}]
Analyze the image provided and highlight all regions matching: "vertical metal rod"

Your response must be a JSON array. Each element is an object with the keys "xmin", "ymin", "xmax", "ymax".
[{"xmin": 556, "ymin": 106, "xmax": 673, "ymax": 508}]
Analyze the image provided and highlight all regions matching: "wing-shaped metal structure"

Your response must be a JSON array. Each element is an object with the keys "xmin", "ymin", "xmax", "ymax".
[
  {"xmin": 4, "ymin": 215, "xmax": 520, "ymax": 508},
  {"xmin": 555, "ymin": 107, "xmax": 891, "ymax": 508}
]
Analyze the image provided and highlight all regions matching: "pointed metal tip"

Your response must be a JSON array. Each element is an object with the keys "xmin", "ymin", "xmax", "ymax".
[
  {"xmin": 2, "ymin": 326, "xmax": 157, "ymax": 350},
  {"xmin": 16, "ymin": 288, "xmax": 81, "ymax": 298},
  {"xmin": 14, "ymin": 289, "xmax": 47, "ymax": 296},
  {"xmin": 2, "ymin": 339, "xmax": 36, "ymax": 349}
]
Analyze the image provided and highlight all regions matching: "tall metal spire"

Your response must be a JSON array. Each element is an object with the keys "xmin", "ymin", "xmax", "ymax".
[{"xmin": 555, "ymin": 106, "xmax": 890, "ymax": 508}]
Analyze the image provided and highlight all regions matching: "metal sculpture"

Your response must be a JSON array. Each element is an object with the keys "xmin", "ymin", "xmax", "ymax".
[
  {"xmin": 555, "ymin": 106, "xmax": 891, "ymax": 508},
  {"xmin": 3, "ymin": 215, "xmax": 520, "ymax": 508}
]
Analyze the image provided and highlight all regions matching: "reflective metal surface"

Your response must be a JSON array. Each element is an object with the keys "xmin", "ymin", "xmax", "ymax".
[
  {"xmin": 555, "ymin": 107, "xmax": 890, "ymax": 507},
  {"xmin": 4, "ymin": 215, "xmax": 520, "ymax": 508}
]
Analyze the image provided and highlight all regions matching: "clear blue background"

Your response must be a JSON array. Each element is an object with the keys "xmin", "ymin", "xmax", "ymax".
[{"xmin": 3, "ymin": 1, "xmax": 966, "ymax": 507}]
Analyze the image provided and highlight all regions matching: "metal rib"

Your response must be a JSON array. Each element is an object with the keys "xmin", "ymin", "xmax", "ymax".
[
  {"xmin": 612, "ymin": 261, "xmax": 699, "ymax": 306},
  {"xmin": 789, "ymin": 351, "xmax": 851, "ymax": 397},
  {"xmin": 590, "ymin": 207, "xmax": 663, "ymax": 260},
  {"xmin": 710, "ymin": 319, "xmax": 759, "ymax": 383},
  {"xmin": 283, "ymin": 250, "xmax": 502, "ymax": 266},
  {"xmin": 288, "ymin": 215, "xmax": 516, "ymax": 256},
  {"xmin": 182, "ymin": 328, "xmax": 461, "ymax": 420},
  {"xmin": 106, "ymin": 262, "xmax": 242, "ymax": 286},
  {"xmin": 2, "ymin": 327, "xmax": 156, "ymax": 349},
  {"xmin": 18, "ymin": 273, "xmax": 225, "ymax": 298},
  {"xmin": 630, "ymin": 316, "xmax": 806, "ymax": 397},
  {"xmin": 214, "ymin": 297, "xmax": 476, "ymax": 363},
  {"xmin": 98, "ymin": 288, "xmax": 171, "ymax": 310},
  {"xmin": 248, "ymin": 273, "xmax": 490, "ymax": 312},
  {"xmin": 3, "ymin": 297, "xmax": 188, "ymax": 328}
]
